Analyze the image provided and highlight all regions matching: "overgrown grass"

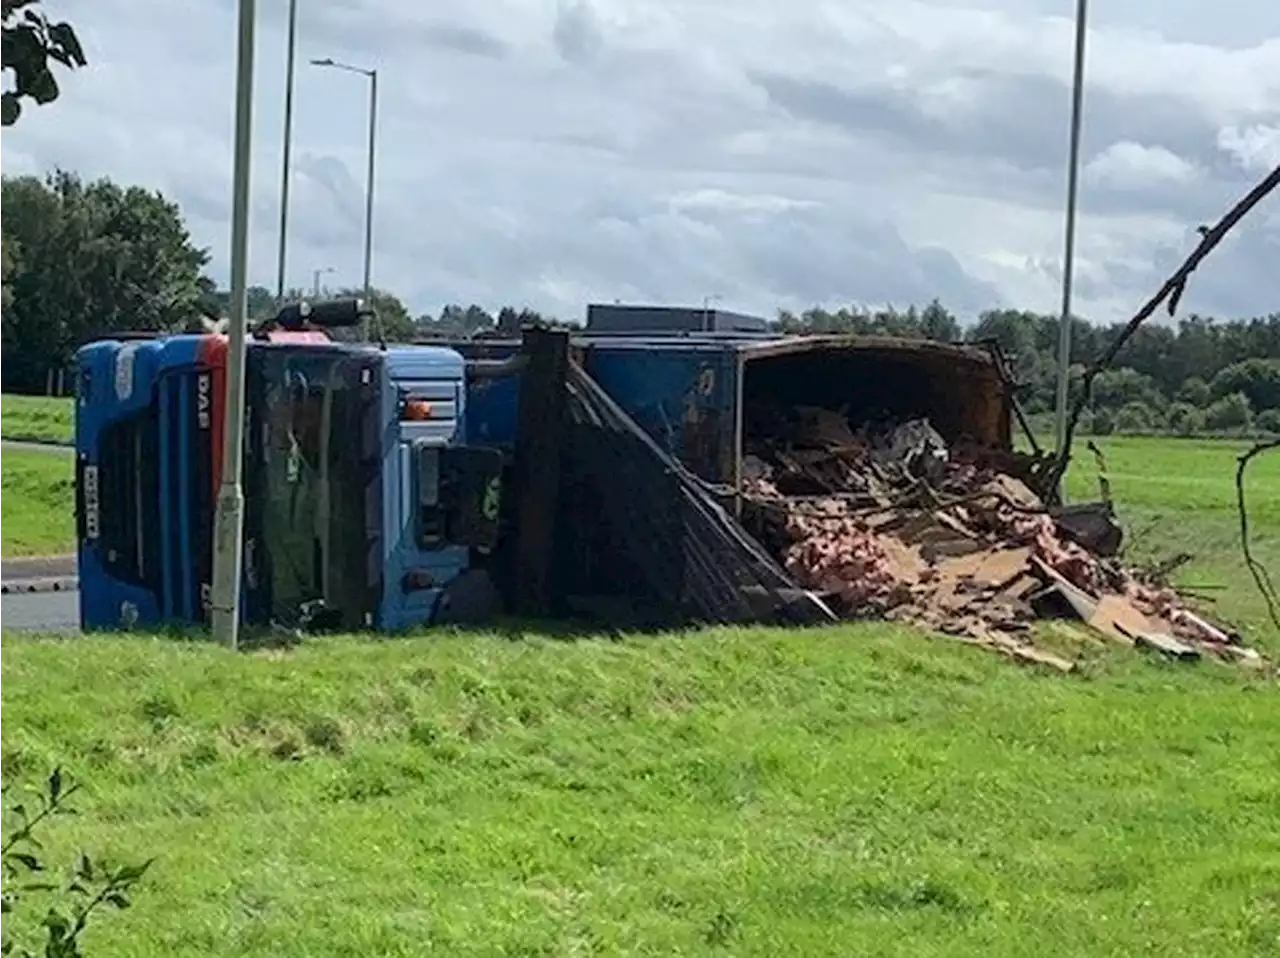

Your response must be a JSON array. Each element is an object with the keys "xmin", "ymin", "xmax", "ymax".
[
  {"xmin": 3, "ymin": 628, "xmax": 1278, "ymax": 957},
  {"xmin": 1, "ymin": 451, "xmax": 75, "ymax": 556},
  {"xmin": 1, "ymin": 394, "xmax": 73, "ymax": 444}
]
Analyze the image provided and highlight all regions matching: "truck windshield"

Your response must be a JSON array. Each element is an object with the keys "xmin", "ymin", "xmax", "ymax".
[{"xmin": 247, "ymin": 346, "xmax": 381, "ymax": 629}]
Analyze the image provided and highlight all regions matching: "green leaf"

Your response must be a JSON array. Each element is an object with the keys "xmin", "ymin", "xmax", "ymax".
[
  {"xmin": 7, "ymin": 853, "xmax": 41, "ymax": 872},
  {"xmin": 47, "ymin": 22, "xmax": 84, "ymax": 67},
  {"xmin": 41, "ymin": 907, "xmax": 69, "ymax": 937},
  {"xmin": 111, "ymin": 859, "xmax": 154, "ymax": 884},
  {"xmin": 1, "ymin": 92, "xmax": 20, "ymax": 126},
  {"xmin": 103, "ymin": 891, "xmax": 130, "ymax": 910}
]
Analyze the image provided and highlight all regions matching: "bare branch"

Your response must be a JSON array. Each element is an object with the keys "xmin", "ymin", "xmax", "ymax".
[{"xmin": 1047, "ymin": 164, "xmax": 1280, "ymax": 492}]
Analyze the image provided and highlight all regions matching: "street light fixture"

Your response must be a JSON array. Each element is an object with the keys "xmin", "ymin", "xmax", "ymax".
[
  {"xmin": 311, "ymin": 56, "xmax": 378, "ymax": 336},
  {"xmin": 211, "ymin": 0, "xmax": 258, "ymax": 650},
  {"xmin": 312, "ymin": 265, "xmax": 335, "ymax": 299},
  {"xmin": 1052, "ymin": 0, "xmax": 1090, "ymax": 492}
]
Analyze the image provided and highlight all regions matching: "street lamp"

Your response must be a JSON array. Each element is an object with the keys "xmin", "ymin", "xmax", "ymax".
[
  {"xmin": 310, "ymin": 56, "xmax": 378, "ymax": 335},
  {"xmin": 211, "ymin": 0, "xmax": 258, "ymax": 650},
  {"xmin": 274, "ymin": 0, "xmax": 299, "ymax": 303},
  {"xmin": 1053, "ymin": 0, "xmax": 1090, "ymax": 484},
  {"xmin": 312, "ymin": 265, "xmax": 335, "ymax": 299}
]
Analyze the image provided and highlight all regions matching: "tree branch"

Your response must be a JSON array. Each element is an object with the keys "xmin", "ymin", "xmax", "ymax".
[
  {"xmin": 1046, "ymin": 164, "xmax": 1280, "ymax": 492},
  {"xmin": 1236, "ymin": 439, "xmax": 1280, "ymax": 631}
]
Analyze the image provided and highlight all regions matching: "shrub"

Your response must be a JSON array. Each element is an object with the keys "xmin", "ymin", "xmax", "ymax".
[
  {"xmin": 1204, "ymin": 392, "xmax": 1253, "ymax": 431},
  {"xmin": 1113, "ymin": 401, "xmax": 1157, "ymax": 434},
  {"xmin": 1166, "ymin": 401, "xmax": 1206, "ymax": 437},
  {"xmin": 1176, "ymin": 376, "xmax": 1211, "ymax": 408},
  {"xmin": 2, "ymin": 768, "xmax": 152, "ymax": 957},
  {"xmin": 1090, "ymin": 407, "xmax": 1115, "ymax": 436},
  {"xmin": 1257, "ymin": 408, "xmax": 1280, "ymax": 436}
]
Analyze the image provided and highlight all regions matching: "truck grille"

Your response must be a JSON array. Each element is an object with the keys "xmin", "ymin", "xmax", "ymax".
[
  {"xmin": 157, "ymin": 369, "xmax": 216, "ymax": 621},
  {"xmin": 91, "ymin": 411, "xmax": 162, "ymax": 596}
]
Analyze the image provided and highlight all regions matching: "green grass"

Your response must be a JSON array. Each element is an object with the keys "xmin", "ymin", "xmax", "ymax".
[
  {"xmin": 1060, "ymin": 436, "xmax": 1280, "ymax": 641},
  {"xmin": 3, "ymin": 629, "xmax": 1279, "ymax": 957},
  {"xmin": 0, "ymin": 450, "xmax": 74, "ymax": 556},
  {"xmin": 1, "ymin": 394, "xmax": 73, "ymax": 444}
]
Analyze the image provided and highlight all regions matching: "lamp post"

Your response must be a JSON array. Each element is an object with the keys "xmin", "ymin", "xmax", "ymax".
[
  {"xmin": 211, "ymin": 0, "xmax": 257, "ymax": 650},
  {"xmin": 274, "ymin": 0, "xmax": 299, "ymax": 303},
  {"xmin": 312, "ymin": 266, "xmax": 335, "ymax": 299},
  {"xmin": 311, "ymin": 56, "xmax": 378, "ymax": 336},
  {"xmin": 1052, "ymin": 0, "xmax": 1090, "ymax": 484}
]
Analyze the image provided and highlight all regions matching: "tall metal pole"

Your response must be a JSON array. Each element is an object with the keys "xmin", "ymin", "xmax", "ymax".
[
  {"xmin": 1053, "ymin": 0, "xmax": 1090, "ymax": 469},
  {"xmin": 274, "ymin": 0, "xmax": 299, "ymax": 302},
  {"xmin": 361, "ymin": 68, "xmax": 378, "ymax": 338},
  {"xmin": 310, "ymin": 58, "xmax": 379, "ymax": 337},
  {"xmin": 211, "ymin": 0, "xmax": 257, "ymax": 650}
]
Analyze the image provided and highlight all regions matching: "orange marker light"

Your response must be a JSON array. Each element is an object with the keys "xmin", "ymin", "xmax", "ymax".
[{"xmin": 402, "ymin": 399, "xmax": 433, "ymax": 421}]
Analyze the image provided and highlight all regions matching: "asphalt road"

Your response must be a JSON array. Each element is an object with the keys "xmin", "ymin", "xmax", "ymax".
[{"xmin": 2, "ymin": 589, "xmax": 79, "ymax": 632}]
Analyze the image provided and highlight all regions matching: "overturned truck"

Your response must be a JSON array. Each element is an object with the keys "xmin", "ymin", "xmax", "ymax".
[
  {"xmin": 74, "ymin": 299, "xmax": 1261, "ymax": 666},
  {"xmin": 463, "ymin": 317, "xmax": 1259, "ymax": 669}
]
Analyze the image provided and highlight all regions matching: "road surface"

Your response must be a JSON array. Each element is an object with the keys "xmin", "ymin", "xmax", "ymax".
[
  {"xmin": 1, "ymin": 589, "xmax": 79, "ymax": 632},
  {"xmin": 0, "ymin": 440, "xmax": 72, "ymax": 455}
]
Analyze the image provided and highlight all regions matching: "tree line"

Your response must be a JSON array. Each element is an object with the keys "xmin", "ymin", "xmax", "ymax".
[{"xmin": 2, "ymin": 168, "xmax": 1278, "ymax": 437}]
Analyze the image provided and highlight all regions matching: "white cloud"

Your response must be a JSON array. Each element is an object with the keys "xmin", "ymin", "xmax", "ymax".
[
  {"xmin": 2, "ymin": 0, "xmax": 1278, "ymax": 324},
  {"xmin": 1216, "ymin": 124, "xmax": 1280, "ymax": 173},
  {"xmin": 1084, "ymin": 142, "xmax": 1199, "ymax": 190}
]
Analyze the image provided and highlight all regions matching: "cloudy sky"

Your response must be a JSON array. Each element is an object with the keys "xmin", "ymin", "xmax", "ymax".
[{"xmin": 4, "ymin": 0, "xmax": 1279, "ymax": 323}]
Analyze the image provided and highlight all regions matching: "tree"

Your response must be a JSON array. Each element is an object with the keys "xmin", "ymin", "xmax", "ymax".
[
  {"xmin": 1113, "ymin": 401, "xmax": 1157, "ymax": 434},
  {"xmin": 1, "ymin": 170, "xmax": 211, "ymax": 393},
  {"xmin": 1204, "ymin": 392, "xmax": 1253, "ymax": 431},
  {"xmin": 1165, "ymin": 402, "xmax": 1205, "ymax": 437},
  {"xmin": 373, "ymin": 289, "xmax": 417, "ymax": 342},
  {"xmin": 1208, "ymin": 358, "xmax": 1280, "ymax": 412},
  {"xmin": 0, "ymin": 231, "xmax": 17, "ymax": 313},
  {"xmin": 1, "ymin": 0, "xmax": 86, "ymax": 126},
  {"xmin": 1257, "ymin": 408, "xmax": 1280, "ymax": 436},
  {"xmin": 1176, "ymin": 376, "xmax": 1211, "ymax": 408},
  {"xmin": 1089, "ymin": 367, "xmax": 1167, "ymax": 411},
  {"xmin": 919, "ymin": 299, "xmax": 960, "ymax": 342}
]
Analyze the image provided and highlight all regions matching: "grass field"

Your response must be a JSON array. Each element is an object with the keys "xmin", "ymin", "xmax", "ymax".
[
  {"xmin": 0, "ymin": 450, "xmax": 75, "ymax": 556},
  {"xmin": 1058, "ymin": 436, "xmax": 1280, "ymax": 640},
  {"xmin": 3, "ymin": 629, "xmax": 1279, "ymax": 957},
  {"xmin": 1, "ymin": 394, "xmax": 73, "ymax": 444}
]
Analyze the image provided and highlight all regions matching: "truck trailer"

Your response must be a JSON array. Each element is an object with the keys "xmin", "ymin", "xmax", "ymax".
[{"xmin": 73, "ymin": 300, "xmax": 1034, "ymax": 634}]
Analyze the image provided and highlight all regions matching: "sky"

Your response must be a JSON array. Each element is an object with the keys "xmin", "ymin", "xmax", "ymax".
[{"xmin": 3, "ymin": 0, "xmax": 1279, "ymax": 325}]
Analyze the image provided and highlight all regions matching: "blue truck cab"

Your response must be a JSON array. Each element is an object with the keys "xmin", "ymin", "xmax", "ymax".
[{"xmin": 73, "ymin": 302, "xmax": 505, "ymax": 633}]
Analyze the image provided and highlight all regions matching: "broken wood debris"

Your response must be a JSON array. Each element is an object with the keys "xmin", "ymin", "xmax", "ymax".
[{"xmin": 741, "ymin": 408, "xmax": 1266, "ymax": 671}]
